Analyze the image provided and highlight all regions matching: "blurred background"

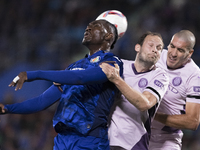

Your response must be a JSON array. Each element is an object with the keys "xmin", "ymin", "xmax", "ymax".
[{"xmin": 0, "ymin": 0, "xmax": 200, "ymax": 149}]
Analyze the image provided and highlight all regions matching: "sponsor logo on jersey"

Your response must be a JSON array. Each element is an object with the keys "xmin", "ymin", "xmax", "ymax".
[
  {"xmin": 172, "ymin": 77, "xmax": 182, "ymax": 86},
  {"xmin": 193, "ymin": 86, "xmax": 200, "ymax": 92},
  {"xmin": 154, "ymin": 80, "xmax": 164, "ymax": 88},
  {"xmin": 168, "ymin": 84, "xmax": 178, "ymax": 94},
  {"xmin": 71, "ymin": 68, "xmax": 85, "ymax": 70},
  {"xmin": 90, "ymin": 56, "xmax": 101, "ymax": 63},
  {"xmin": 138, "ymin": 78, "xmax": 148, "ymax": 88}
]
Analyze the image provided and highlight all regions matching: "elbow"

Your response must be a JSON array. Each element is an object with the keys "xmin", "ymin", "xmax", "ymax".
[
  {"xmin": 190, "ymin": 121, "xmax": 199, "ymax": 131},
  {"xmin": 137, "ymin": 103, "xmax": 152, "ymax": 112}
]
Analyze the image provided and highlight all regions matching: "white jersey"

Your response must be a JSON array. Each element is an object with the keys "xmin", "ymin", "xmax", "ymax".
[
  {"xmin": 150, "ymin": 50, "xmax": 200, "ymax": 150},
  {"xmin": 108, "ymin": 59, "xmax": 169, "ymax": 150}
]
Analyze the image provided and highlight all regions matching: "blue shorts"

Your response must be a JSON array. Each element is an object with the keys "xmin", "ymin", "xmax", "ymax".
[{"xmin": 53, "ymin": 132, "xmax": 110, "ymax": 150}]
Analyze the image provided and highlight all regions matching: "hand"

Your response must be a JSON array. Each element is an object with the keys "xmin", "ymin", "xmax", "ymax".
[
  {"xmin": 0, "ymin": 104, "xmax": 6, "ymax": 114},
  {"xmin": 100, "ymin": 62, "xmax": 120, "ymax": 83},
  {"xmin": 8, "ymin": 72, "xmax": 28, "ymax": 91}
]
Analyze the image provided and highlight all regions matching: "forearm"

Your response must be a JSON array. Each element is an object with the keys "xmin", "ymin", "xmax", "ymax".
[
  {"xmin": 26, "ymin": 67, "xmax": 107, "ymax": 85},
  {"xmin": 5, "ymin": 85, "xmax": 61, "ymax": 114},
  {"xmin": 155, "ymin": 113, "xmax": 199, "ymax": 130},
  {"xmin": 114, "ymin": 77, "xmax": 151, "ymax": 111}
]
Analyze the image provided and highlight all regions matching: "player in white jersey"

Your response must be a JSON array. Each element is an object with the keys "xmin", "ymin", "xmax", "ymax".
[
  {"xmin": 100, "ymin": 32, "xmax": 169, "ymax": 150},
  {"xmin": 149, "ymin": 30, "xmax": 200, "ymax": 150}
]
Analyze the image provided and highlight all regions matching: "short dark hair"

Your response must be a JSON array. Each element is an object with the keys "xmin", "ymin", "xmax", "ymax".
[
  {"xmin": 110, "ymin": 23, "xmax": 118, "ymax": 49},
  {"xmin": 137, "ymin": 31, "xmax": 164, "ymax": 48},
  {"xmin": 103, "ymin": 20, "xmax": 118, "ymax": 49}
]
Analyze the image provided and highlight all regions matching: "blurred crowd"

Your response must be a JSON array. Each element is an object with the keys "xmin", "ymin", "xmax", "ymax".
[{"xmin": 0, "ymin": 0, "xmax": 200, "ymax": 149}]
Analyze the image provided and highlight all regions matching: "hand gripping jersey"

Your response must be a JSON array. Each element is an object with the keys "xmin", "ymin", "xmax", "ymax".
[
  {"xmin": 149, "ymin": 50, "xmax": 200, "ymax": 150},
  {"xmin": 108, "ymin": 59, "xmax": 169, "ymax": 150}
]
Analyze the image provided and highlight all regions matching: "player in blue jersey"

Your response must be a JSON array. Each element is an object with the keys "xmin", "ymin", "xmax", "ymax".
[{"xmin": 0, "ymin": 19, "xmax": 123, "ymax": 150}]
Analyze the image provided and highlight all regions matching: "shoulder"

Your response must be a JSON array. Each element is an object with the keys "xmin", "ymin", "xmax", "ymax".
[
  {"xmin": 102, "ymin": 52, "xmax": 123, "ymax": 64},
  {"xmin": 171, "ymin": 59, "xmax": 200, "ymax": 78},
  {"xmin": 121, "ymin": 59, "xmax": 134, "ymax": 71},
  {"xmin": 150, "ymin": 66, "xmax": 169, "ymax": 82},
  {"xmin": 156, "ymin": 49, "xmax": 167, "ymax": 68},
  {"xmin": 185, "ymin": 59, "xmax": 199, "ymax": 72},
  {"xmin": 121, "ymin": 59, "xmax": 134, "ymax": 64},
  {"xmin": 183, "ymin": 59, "xmax": 200, "ymax": 80}
]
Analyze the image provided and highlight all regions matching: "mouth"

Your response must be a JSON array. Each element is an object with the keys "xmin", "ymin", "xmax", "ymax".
[
  {"xmin": 168, "ymin": 55, "xmax": 176, "ymax": 63},
  {"xmin": 149, "ymin": 54, "xmax": 157, "ymax": 60}
]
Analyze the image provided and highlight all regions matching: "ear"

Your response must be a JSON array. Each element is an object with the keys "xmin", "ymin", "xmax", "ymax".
[
  {"xmin": 135, "ymin": 44, "xmax": 141, "ymax": 52},
  {"xmin": 105, "ymin": 33, "xmax": 113, "ymax": 41},
  {"xmin": 188, "ymin": 49, "xmax": 194, "ymax": 58}
]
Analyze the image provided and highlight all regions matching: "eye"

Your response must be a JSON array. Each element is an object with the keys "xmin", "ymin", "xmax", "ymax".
[
  {"xmin": 149, "ymin": 43, "xmax": 153, "ymax": 47},
  {"xmin": 170, "ymin": 44, "xmax": 175, "ymax": 48},
  {"xmin": 177, "ymin": 48, "xmax": 185, "ymax": 53},
  {"xmin": 157, "ymin": 46, "xmax": 162, "ymax": 51}
]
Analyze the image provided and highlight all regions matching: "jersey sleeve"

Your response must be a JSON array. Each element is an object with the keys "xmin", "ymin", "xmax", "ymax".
[
  {"xmin": 186, "ymin": 71, "xmax": 200, "ymax": 104},
  {"xmin": 26, "ymin": 67, "xmax": 108, "ymax": 85},
  {"xmin": 101, "ymin": 54, "xmax": 123, "ymax": 77},
  {"xmin": 144, "ymin": 69, "xmax": 169, "ymax": 102},
  {"xmin": 26, "ymin": 53, "xmax": 123, "ymax": 85},
  {"xmin": 4, "ymin": 85, "xmax": 62, "ymax": 114}
]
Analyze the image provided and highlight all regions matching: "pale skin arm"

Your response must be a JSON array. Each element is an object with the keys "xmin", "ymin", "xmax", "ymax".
[
  {"xmin": 100, "ymin": 62, "xmax": 157, "ymax": 111},
  {"xmin": 154, "ymin": 102, "xmax": 200, "ymax": 130}
]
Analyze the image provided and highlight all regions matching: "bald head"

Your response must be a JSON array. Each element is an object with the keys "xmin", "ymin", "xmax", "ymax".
[{"xmin": 173, "ymin": 30, "xmax": 195, "ymax": 50}]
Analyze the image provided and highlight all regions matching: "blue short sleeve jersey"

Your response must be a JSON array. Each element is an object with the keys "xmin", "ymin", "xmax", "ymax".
[{"xmin": 52, "ymin": 50, "xmax": 123, "ymax": 137}]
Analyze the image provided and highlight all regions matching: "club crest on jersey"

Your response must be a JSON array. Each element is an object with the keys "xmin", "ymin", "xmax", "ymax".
[
  {"xmin": 138, "ymin": 78, "xmax": 148, "ymax": 88},
  {"xmin": 90, "ymin": 56, "xmax": 101, "ymax": 63},
  {"xmin": 172, "ymin": 77, "xmax": 182, "ymax": 86}
]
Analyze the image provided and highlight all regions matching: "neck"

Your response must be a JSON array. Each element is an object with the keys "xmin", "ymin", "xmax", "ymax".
[{"xmin": 88, "ymin": 47, "xmax": 110, "ymax": 56}]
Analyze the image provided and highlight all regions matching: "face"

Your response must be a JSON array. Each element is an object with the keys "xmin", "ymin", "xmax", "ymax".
[
  {"xmin": 136, "ymin": 35, "xmax": 163, "ymax": 65},
  {"xmin": 82, "ymin": 20, "xmax": 108, "ymax": 46},
  {"xmin": 167, "ymin": 35, "xmax": 193, "ymax": 69}
]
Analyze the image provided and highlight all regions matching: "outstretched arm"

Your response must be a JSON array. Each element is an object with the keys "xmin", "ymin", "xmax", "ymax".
[
  {"xmin": 9, "ymin": 67, "xmax": 108, "ymax": 91},
  {"xmin": 100, "ymin": 62, "xmax": 157, "ymax": 111},
  {"xmin": 1, "ymin": 84, "xmax": 62, "ymax": 114}
]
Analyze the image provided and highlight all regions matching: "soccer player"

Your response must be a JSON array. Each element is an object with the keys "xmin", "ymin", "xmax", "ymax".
[
  {"xmin": 0, "ymin": 19, "xmax": 123, "ymax": 150},
  {"xmin": 149, "ymin": 30, "xmax": 200, "ymax": 150},
  {"xmin": 100, "ymin": 31, "xmax": 169, "ymax": 150}
]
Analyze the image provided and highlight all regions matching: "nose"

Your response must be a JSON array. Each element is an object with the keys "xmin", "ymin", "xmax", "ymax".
[
  {"xmin": 171, "ymin": 49, "xmax": 178, "ymax": 57},
  {"xmin": 152, "ymin": 46, "xmax": 158, "ymax": 53}
]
